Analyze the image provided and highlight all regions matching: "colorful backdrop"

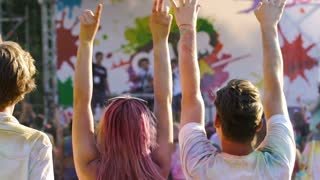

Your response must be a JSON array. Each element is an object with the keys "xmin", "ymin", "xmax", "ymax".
[{"xmin": 55, "ymin": 0, "xmax": 320, "ymax": 108}]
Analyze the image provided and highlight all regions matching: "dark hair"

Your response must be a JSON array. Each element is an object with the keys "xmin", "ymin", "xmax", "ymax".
[
  {"xmin": 171, "ymin": 59, "xmax": 178, "ymax": 65},
  {"xmin": 33, "ymin": 115, "xmax": 44, "ymax": 130},
  {"xmin": 214, "ymin": 79, "xmax": 263, "ymax": 143},
  {"xmin": 138, "ymin": 58, "xmax": 149, "ymax": 67},
  {"xmin": 0, "ymin": 41, "xmax": 36, "ymax": 110},
  {"xmin": 95, "ymin": 51, "xmax": 103, "ymax": 58}
]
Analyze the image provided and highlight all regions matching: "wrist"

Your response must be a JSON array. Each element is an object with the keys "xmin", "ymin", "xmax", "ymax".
[
  {"xmin": 179, "ymin": 24, "xmax": 196, "ymax": 31},
  {"xmin": 259, "ymin": 24, "xmax": 277, "ymax": 31},
  {"xmin": 260, "ymin": 25, "xmax": 278, "ymax": 37},
  {"xmin": 152, "ymin": 36, "xmax": 169, "ymax": 44},
  {"xmin": 79, "ymin": 39, "xmax": 94, "ymax": 45}
]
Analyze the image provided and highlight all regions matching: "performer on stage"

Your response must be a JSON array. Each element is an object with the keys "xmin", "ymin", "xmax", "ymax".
[{"xmin": 92, "ymin": 51, "xmax": 110, "ymax": 110}]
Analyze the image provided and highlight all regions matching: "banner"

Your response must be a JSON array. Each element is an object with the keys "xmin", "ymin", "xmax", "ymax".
[{"xmin": 55, "ymin": 0, "xmax": 320, "ymax": 107}]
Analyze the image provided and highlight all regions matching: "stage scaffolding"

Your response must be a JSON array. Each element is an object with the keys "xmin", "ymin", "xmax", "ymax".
[
  {"xmin": 38, "ymin": 0, "xmax": 58, "ymax": 121},
  {"xmin": 0, "ymin": 0, "xmax": 30, "ymax": 48}
]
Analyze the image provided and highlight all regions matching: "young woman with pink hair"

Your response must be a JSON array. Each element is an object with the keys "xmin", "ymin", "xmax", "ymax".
[{"xmin": 72, "ymin": 1, "xmax": 174, "ymax": 179}]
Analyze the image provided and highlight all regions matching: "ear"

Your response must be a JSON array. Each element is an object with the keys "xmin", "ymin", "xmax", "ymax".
[{"xmin": 214, "ymin": 114, "xmax": 221, "ymax": 129}]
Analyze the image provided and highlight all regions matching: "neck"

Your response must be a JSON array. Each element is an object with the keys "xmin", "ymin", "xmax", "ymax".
[
  {"xmin": 221, "ymin": 138, "xmax": 254, "ymax": 156},
  {"xmin": 0, "ymin": 105, "xmax": 14, "ymax": 115}
]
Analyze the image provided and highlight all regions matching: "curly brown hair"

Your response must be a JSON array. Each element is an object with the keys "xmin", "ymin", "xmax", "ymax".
[
  {"xmin": 0, "ymin": 41, "xmax": 36, "ymax": 110},
  {"xmin": 215, "ymin": 79, "xmax": 263, "ymax": 143}
]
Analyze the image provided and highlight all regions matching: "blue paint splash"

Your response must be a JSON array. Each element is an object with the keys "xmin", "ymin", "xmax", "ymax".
[
  {"xmin": 57, "ymin": 0, "xmax": 82, "ymax": 17},
  {"xmin": 237, "ymin": 0, "xmax": 260, "ymax": 13}
]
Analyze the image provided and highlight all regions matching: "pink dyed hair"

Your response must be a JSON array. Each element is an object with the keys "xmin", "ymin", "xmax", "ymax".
[{"xmin": 96, "ymin": 96, "xmax": 164, "ymax": 180}]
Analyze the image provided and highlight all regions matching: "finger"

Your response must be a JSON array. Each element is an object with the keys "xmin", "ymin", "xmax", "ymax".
[
  {"xmin": 279, "ymin": 0, "xmax": 286, "ymax": 8},
  {"xmin": 82, "ymin": 14, "xmax": 90, "ymax": 24},
  {"xmin": 270, "ymin": 0, "xmax": 276, "ymax": 5},
  {"xmin": 79, "ymin": 15, "xmax": 84, "ymax": 22},
  {"xmin": 85, "ymin": 9, "xmax": 95, "ymax": 17},
  {"xmin": 165, "ymin": 6, "xmax": 170, "ymax": 14},
  {"xmin": 179, "ymin": 0, "xmax": 185, "ymax": 7},
  {"xmin": 159, "ymin": 0, "xmax": 165, "ymax": 12},
  {"xmin": 191, "ymin": 0, "xmax": 198, "ymax": 5},
  {"xmin": 85, "ymin": 10, "xmax": 96, "ymax": 22},
  {"xmin": 152, "ymin": 0, "xmax": 157, "ymax": 12},
  {"xmin": 273, "ymin": 0, "xmax": 282, "ymax": 6},
  {"xmin": 95, "ymin": 3, "xmax": 103, "ymax": 20},
  {"xmin": 255, "ymin": 2, "xmax": 263, "ymax": 11},
  {"xmin": 83, "ymin": 13, "xmax": 95, "ymax": 24},
  {"xmin": 170, "ymin": 0, "xmax": 178, "ymax": 9},
  {"xmin": 196, "ymin": 4, "xmax": 201, "ymax": 13},
  {"xmin": 79, "ymin": 15, "xmax": 86, "ymax": 24},
  {"xmin": 168, "ymin": 14, "xmax": 173, "ymax": 22}
]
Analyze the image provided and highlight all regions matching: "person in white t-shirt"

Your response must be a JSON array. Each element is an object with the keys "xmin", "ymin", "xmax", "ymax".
[{"xmin": 170, "ymin": 0, "xmax": 296, "ymax": 179}]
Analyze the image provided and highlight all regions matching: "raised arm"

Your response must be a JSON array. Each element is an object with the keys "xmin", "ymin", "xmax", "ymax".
[
  {"xmin": 171, "ymin": 0, "xmax": 204, "ymax": 127},
  {"xmin": 149, "ymin": 0, "xmax": 174, "ymax": 177},
  {"xmin": 255, "ymin": 0, "xmax": 287, "ymax": 120},
  {"xmin": 73, "ymin": 4, "xmax": 102, "ymax": 179}
]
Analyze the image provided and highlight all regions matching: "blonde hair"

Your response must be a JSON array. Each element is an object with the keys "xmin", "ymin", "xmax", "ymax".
[{"xmin": 0, "ymin": 41, "xmax": 36, "ymax": 110}]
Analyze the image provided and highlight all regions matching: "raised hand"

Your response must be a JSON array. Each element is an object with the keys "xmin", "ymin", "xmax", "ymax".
[
  {"xmin": 150, "ymin": 0, "xmax": 173, "ymax": 42},
  {"xmin": 73, "ymin": 4, "xmax": 103, "ymax": 178},
  {"xmin": 171, "ymin": 0, "xmax": 200, "ymax": 29},
  {"xmin": 254, "ymin": 0, "xmax": 286, "ymax": 28},
  {"xmin": 79, "ymin": 4, "xmax": 103, "ymax": 43}
]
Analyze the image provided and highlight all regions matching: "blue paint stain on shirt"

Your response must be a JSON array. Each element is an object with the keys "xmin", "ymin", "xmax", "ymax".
[{"xmin": 57, "ymin": 0, "xmax": 82, "ymax": 17}]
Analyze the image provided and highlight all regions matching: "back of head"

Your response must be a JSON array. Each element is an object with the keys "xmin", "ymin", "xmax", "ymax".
[
  {"xmin": 215, "ymin": 79, "xmax": 263, "ymax": 143},
  {"xmin": 96, "ymin": 97, "xmax": 163, "ymax": 180},
  {"xmin": 0, "ymin": 41, "xmax": 36, "ymax": 110}
]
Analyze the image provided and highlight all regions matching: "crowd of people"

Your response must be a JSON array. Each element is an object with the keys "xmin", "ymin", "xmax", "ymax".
[{"xmin": 0, "ymin": 0, "xmax": 319, "ymax": 179}]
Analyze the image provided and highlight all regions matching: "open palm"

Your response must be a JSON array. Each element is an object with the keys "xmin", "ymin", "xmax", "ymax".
[
  {"xmin": 255, "ymin": 0, "xmax": 286, "ymax": 27},
  {"xmin": 150, "ymin": 0, "xmax": 173, "ymax": 41}
]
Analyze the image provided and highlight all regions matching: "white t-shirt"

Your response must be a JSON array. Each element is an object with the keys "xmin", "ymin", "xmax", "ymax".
[{"xmin": 179, "ymin": 114, "xmax": 296, "ymax": 180}]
